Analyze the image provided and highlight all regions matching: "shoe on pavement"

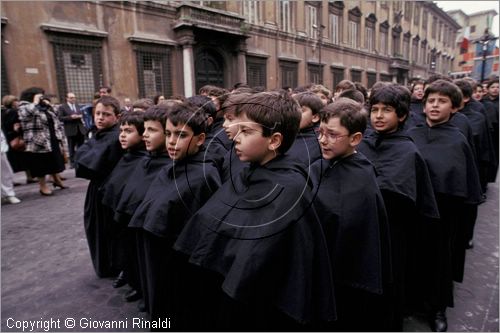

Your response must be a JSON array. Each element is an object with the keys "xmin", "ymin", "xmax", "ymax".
[{"xmin": 5, "ymin": 196, "xmax": 21, "ymax": 204}]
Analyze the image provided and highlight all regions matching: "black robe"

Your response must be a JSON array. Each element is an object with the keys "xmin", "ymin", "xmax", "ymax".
[
  {"xmin": 407, "ymin": 122, "xmax": 482, "ymax": 309},
  {"xmin": 99, "ymin": 145, "xmax": 148, "ymax": 290},
  {"xmin": 403, "ymin": 99, "xmax": 426, "ymax": 131},
  {"xmin": 173, "ymin": 155, "xmax": 336, "ymax": 330},
  {"xmin": 460, "ymin": 101, "xmax": 496, "ymax": 191},
  {"xmin": 310, "ymin": 152, "xmax": 391, "ymax": 331},
  {"xmin": 129, "ymin": 151, "xmax": 221, "ymax": 326},
  {"xmin": 75, "ymin": 124, "xmax": 123, "ymax": 277},
  {"xmin": 358, "ymin": 131, "xmax": 440, "ymax": 329},
  {"xmin": 220, "ymin": 146, "xmax": 248, "ymax": 184},
  {"xmin": 481, "ymin": 97, "xmax": 499, "ymax": 181},
  {"xmin": 286, "ymin": 126, "xmax": 322, "ymax": 169},
  {"xmin": 204, "ymin": 117, "xmax": 232, "ymax": 172}
]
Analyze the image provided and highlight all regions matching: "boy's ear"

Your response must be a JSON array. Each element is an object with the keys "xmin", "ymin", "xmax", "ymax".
[
  {"xmin": 399, "ymin": 114, "xmax": 408, "ymax": 123},
  {"xmin": 312, "ymin": 113, "xmax": 320, "ymax": 123},
  {"xmin": 268, "ymin": 132, "xmax": 283, "ymax": 151},
  {"xmin": 196, "ymin": 132, "xmax": 206, "ymax": 146},
  {"xmin": 206, "ymin": 116, "xmax": 214, "ymax": 127},
  {"xmin": 349, "ymin": 132, "xmax": 363, "ymax": 147}
]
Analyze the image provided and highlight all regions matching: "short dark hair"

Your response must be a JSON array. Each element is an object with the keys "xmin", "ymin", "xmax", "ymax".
[
  {"xmin": 487, "ymin": 78, "xmax": 499, "ymax": 88},
  {"xmin": 425, "ymin": 74, "xmax": 452, "ymax": 85},
  {"xmin": 167, "ymin": 103, "xmax": 207, "ymax": 135},
  {"xmin": 96, "ymin": 95, "xmax": 121, "ymax": 115},
  {"xmin": 119, "ymin": 111, "xmax": 145, "ymax": 135},
  {"xmin": 132, "ymin": 98, "xmax": 154, "ymax": 111},
  {"xmin": 320, "ymin": 98, "xmax": 367, "ymax": 135},
  {"xmin": 208, "ymin": 87, "xmax": 230, "ymax": 108},
  {"xmin": 454, "ymin": 79, "xmax": 473, "ymax": 99},
  {"xmin": 99, "ymin": 86, "xmax": 112, "ymax": 93},
  {"xmin": 238, "ymin": 91, "xmax": 301, "ymax": 154},
  {"xmin": 310, "ymin": 84, "xmax": 331, "ymax": 98},
  {"xmin": 423, "ymin": 80, "xmax": 463, "ymax": 109},
  {"xmin": 354, "ymin": 82, "xmax": 368, "ymax": 101},
  {"xmin": 292, "ymin": 84, "xmax": 313, "ymax": 94},
  {"xmin": 338, "ymin": 89, "xmax": 365, "ymax": 104},
  {"xmin": 143, "ymin": 104, "xmax": 170, "ymax": 128},
  {"xmin": 294, "ymin": 91, "xmax": 324, "ymax": 115},
  {"xmin": 221, "ymin": 92, "xmax": 252, "ymax": 115},
  {"xmin": 335, "ymin": 80, "xmax": 356, "ymax": 92},
  {"xmin": 369, "ymin": 84, "xmax": 410, "ymax": 120},
  {"xmin": 410, "ymin": 80, "xmax": 425, "ymax": 93},
  {"xmin": 186, "ymin": 95, "xmax": 216, "ymax": 119},
  {"xmin": 153, "ymin": 94, "xmax": 164, "ymax": 105},
  {"xmin": 199, "ymin": 85, "xmax": 217, "ymax": 95},
  {"xmin": 233, "ymin": 82, "xmax": 249, "ymax": 90},
  {"xmin": 20, "ymin": 87, "xmax": 45, "ymax": 103}
]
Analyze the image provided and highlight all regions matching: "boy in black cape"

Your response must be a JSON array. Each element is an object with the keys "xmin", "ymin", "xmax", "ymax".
[
  {"xmin": 75, "ymin": 96, "xmax": 123, "ymax": 278},
  {"xmin": 220, "ymin": 92, "xmax": 251, "ymax": 183},
  {"xmin": 100, "ymin": 111, "xmax": 147, "ymax": 294},
  {"xmin": 310, "ymin": 98, "xmax": 391, "ymax": 331},
  {"xmin": 173, "ymin": 91, "xmax": 336, "ymax": 330},
  {"xmin": 357, "ymin": 84, "xmax": 440, "ymax": 330},
  {"xmin": 110, "ymin": 105, "xmax": 172, "ymax": 311},
  {"xmin": 407, "ymin": 80, "xmax": 483, "ymax": 332},
  {"xmin": 287, "ymin": 91, "xmax": 323, "ymax": 168},
  {"xmin": 128, "ymin": 104, "xmax": 221, "ymax": 327}
]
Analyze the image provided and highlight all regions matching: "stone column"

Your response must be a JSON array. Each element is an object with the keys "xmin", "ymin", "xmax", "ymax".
[
  {"xmin": 177, "ymin": 30, "xmax": 196, "ymax": 98},
  {"xmin": 236, "ymin": 39, "xmax": 248, "ymax": 84}
]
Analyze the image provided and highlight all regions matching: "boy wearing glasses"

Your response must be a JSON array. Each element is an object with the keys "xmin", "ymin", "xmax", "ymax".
[
  {"xmin": 357, "ymin": 84, "xmax": 440, "ymax": 330},
  {"xmin": 173, "ymin": 91, "xmax": 336, "ymax": 330},
  {"xmin": 311, "ymin": 97, "xmax": 391, "ymax": 331}
]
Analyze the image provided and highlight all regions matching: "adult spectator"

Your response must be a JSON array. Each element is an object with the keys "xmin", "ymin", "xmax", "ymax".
[
  {"xmin": 1, "ymin": 95, "xmax": 35, "ymax": 184},
  {"xmin": 18, "ymin": 87, "xmax": 67, "ymax": 196},
  {"xmin": 121, "ymin": 98, "xmax": 133, "ymax": 113},
  {"xmin": 1, "ymin": 130, "xmax": 21, "ymax": 204},
  {"xmin": 99, "ymin": 86, "xmax": 112, "ymax": 97},
  {"xmin": 153, "ymin": 94, "xmax": 165, "ymax": 105},
  {"xmin": 58, "ymin": 92, "xmax": 87, "ymax": 168}
]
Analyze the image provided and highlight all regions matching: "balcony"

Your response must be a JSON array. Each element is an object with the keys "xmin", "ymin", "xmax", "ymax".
[
  {"xmin": 390, "ymin": 54, "xmax": 410, "ymax": 70},
  {"xmin": 173, "ymin": 3, "xmax": 247, "ymax": 37}
]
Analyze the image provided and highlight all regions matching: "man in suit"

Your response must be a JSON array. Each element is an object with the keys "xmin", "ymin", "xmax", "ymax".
[{"xmin": 58, "ymin": 92, "xmax": 87, "ymax": 168}]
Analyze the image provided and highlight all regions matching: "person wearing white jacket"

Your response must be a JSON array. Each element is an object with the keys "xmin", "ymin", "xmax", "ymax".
[{"xmin": 1, "ymin": 129, "xmax": 21, "ymax": 204}]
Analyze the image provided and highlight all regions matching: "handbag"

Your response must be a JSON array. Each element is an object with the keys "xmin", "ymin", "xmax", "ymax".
[{"xmin": 9, "ymin": 136, "xmax": 26, "ymax": 151}]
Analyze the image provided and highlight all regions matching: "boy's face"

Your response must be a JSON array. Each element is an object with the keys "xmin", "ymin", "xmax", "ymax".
[
  {"xmin": 165, "ymin": 119, "xmax": 205, "ymax": 160},
  {"xmin": 143, "ymin": 120, "xmax": 166, "ymax": 152},
  {"xmin": 233, "ymin": 113, "xmax": 278, "ymax": 165},
  {"xmin": 315, "ymin": 92, "xmax": 329, "ymax": 106},
  {"xmin": 412, "ymin": 84, "xmax": 425, "ymax": 100},
  {"xmin": 119, "ymin": 123, "xmax": 142, "ymax": 149},
  {"xmin": 473, "ymin": 86, "xmax": 484, "ymax": 101},
  {"xmin": 94, "ymin": 103, "xmax": 118, "ymax": 130},
  {"xmin": 222, "ymin": 111, "xmax": 240, "ymax": 140},
  {"xmin": 299, "ymin": 105, "xmax": 319, "ymax": 129},
  {"xmin": 317, "ymin": 117, "xmax": 357, "ymax": 160},
  {"xmin": 370, "ymin": 103, "xmax": 405, "ymax": 134},
  {"xmin": 424, "ymin": 92, "xmax": 457, "ymax": 127},
  {"xmin": 488, "ymin": 83, "xmax": 499, "ymax": 98}
]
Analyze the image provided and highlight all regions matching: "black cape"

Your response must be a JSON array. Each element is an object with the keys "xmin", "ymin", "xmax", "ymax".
[
  {"xmin": 358, "ymin": 131, "xmax": 440, "ymax": 219},
  {"xmin": 128, "ymin": 151, "xmax": 221, "ymax": 324},
  {"xmin": 286, "ymin": 126, "xmax": 322, "ymax": 169},
  {"xmin": 407, "ymin": 122, "xmax": 482, "ymax": 204},
  {"xmin": 74, "ymin": 124, "xmax": 124, "ymax": 277},
  {"xmin": 403, "ymin": 100, "xmax": 427, "ymax": 131},
  {"xmin": 204, "ymin": 118, "xmax": 232, "ymax": 172},
  {"xmin": 173, "ymin": 155, "xmax": 336, "ymax": 326},
  {"xmin": 113, "ymin": 151, "xmax": 171, "ymax": 221},
  {"xmin": 100, "ymin": 147, "xmax": 148, "ymax": 213},
  {"xmin": 310, "ymin": 152, "xmax": 392, "ymax": 295},
  {"xmin": 220, "ymin": 146, "xmax": 248, "ymax": 184}
]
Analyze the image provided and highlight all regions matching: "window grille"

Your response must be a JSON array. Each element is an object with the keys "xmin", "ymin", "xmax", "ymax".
[
  {"xmin": 350, "ymin": 69, "xmax": 362, "ymax": 83},
  {"xmin": 331, "ymin": 68, "xmax": 344, "ymax": 89},
  {"xmin": 367, "ymin": 72, "xmax": 377, "ymax": 88},
  {"xmin": 279, "ymin": 60, "xmax": 298, "ymax": 89},
  {"xmin": 308, "ymin": 64, "xmax": 322, "ymax": 84},
  {"xmin": 48, "ymin": 34, "xmax": 103, "ymax": 104},
  {"xmin": 246, "ymin": 56, "xmax": 267, "ymax": 88},
  {"xmin": 133, "ymin": 44, "xmax": 173, "ymax": 99},
  {"xmin": 380, "ymin": 74, "xmax": 392, "ymax": 82}
]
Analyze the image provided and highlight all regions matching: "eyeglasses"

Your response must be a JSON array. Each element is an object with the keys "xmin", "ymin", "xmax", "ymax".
[{"xmin": 314, "ymin": 128, "xmax": 349, "ymax": 143}]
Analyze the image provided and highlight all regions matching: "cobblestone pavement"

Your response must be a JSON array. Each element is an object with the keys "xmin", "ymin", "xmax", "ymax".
[{"xmin": 1, "ymin": 169, "xmax": 498, "ymax": 332}]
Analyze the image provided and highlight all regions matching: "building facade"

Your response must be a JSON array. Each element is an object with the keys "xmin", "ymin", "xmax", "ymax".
[
  {"xmin": 447, "ymin": 9, "xmax": 499, "ymax": 81},
  {"xmin": 1, "ymin": 1, "xmax": 461, "ymax": 104}
]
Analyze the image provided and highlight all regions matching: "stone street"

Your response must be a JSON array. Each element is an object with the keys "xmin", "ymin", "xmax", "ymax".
[{"xmin": 1, "ymin": 168, "xmax": 498, "ymax": 332}]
